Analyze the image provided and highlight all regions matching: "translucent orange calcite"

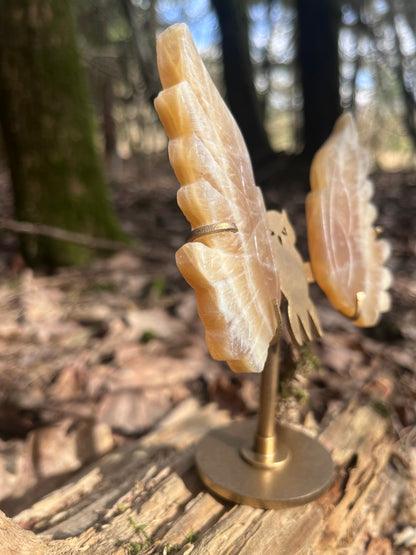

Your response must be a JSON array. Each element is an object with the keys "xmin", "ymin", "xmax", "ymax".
[
  {"xmin": 306, "ymin": 113, "xmax": 392, "ymax": 326},
  {"xmin": 154, "ymin": 24, "xmax": 280, "ymax": 373}
]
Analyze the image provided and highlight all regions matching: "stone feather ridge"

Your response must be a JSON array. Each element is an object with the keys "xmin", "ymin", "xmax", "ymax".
[
  {"xmin": 306, "ymin": 113, "xmax": 392, "ymax": 326},
  {"xmin": 154, "ymin": 24, "xmax": 280, "ymax": 373}
]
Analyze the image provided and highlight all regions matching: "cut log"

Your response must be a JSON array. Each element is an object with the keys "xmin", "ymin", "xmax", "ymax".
[{"xmin": 1, "ymin": 398, "xmax": 410, "ymax": 554}]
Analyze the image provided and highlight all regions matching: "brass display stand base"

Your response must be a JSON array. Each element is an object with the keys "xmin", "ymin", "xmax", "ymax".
[
  {"xmin": 196, "ymin": 419, "xmax": 333, "ymax": 509},
  {"xmin": 196, "ymin": 339, "xmax": 333, "ymax": 508}
]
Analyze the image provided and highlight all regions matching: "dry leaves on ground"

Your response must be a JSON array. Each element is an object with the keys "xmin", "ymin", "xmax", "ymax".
[{"xmin": 0, "ymin": 167, "xmax": 415, "ymax": 550}]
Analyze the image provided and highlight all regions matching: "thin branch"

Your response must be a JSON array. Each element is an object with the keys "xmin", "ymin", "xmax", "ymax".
[{"xmin": 0, "ymin": 218, "xmax": 140, "ymax": 252}]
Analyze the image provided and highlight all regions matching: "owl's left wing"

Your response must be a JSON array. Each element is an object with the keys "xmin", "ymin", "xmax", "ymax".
[{"xmin": 154, "ymin": 24, "xmax": 280, "ymax": 373}]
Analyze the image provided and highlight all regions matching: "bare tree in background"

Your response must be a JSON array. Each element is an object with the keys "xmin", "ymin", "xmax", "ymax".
[
  {"xmin": 0, "ymin": 0, "xmax": 125, "ymax": 268},
  {"xmin": 296, "ymin": 0, "xmax": 342, "ymax": 158},
  {"xmin": 211, "ymin": 0, "xmax": 275, "ymax": 169},
  {"xmin": 119, "ymin": 0, "xmax": 160, "ymax": 104}
]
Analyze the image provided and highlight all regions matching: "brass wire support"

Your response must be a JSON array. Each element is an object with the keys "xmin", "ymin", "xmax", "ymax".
[
  {"xmin": 302, "ymin": 260, "xmax": 365, "ymax": 323},
  {"xmin": 348, "ymin": 291, "xmax": 366, "ymax": 321},
  {"xmin": 186, "ymin": 222, "xmax": 238, "ymax": 243}
]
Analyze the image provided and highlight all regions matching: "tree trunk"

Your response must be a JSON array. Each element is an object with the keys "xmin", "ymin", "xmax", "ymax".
[
  {"xmin": 387, "ymin": 0, "xmax": 416, "ymax": 146},
  {"xmin": 0, "ymin": 0, "xmax": 125, "ymax": 268},
  {"xmin": 120, "ymin": 0, "xmax": 160, "ymax": 104},
  {"xmin": 296, "ymin": 0, "xmax": 342, "ymax": 158},
  {"xmin": 211, "ymin": 0, "xmax": 275, "ymax": 170}
]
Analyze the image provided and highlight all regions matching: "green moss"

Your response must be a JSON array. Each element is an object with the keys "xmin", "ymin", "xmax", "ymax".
[
  {"xmin": 141, "ymin": 330, "xmax": 155, "ymax": 344},
  {"xmin": 297, "ymin": 344, "xmax": 322, "ymax": 374},
  {"xmin": 150, "ymin": 277, "xmax": 167, "ymax": 298},
  {"xmin": 185, "ymin": 532, "xmax": 198, "ymax": 544},
  {"xmin": 163, "ymin": 544, "xmax": 180, "ymax": 553},
  {"xmin": 124, "ymin": 542, "xmax": 143, "ymax": 554},
  {"xmin": 371, "ymin": 399, "xmax": 391, "ymax": 418},
  {"xmin": 0, "ymin": 0, "xmax": 126, "ymax": 268},
  {"xmin": 89, "ymin": 281, "xmax": 117, "ymax": 293},
  {"xmin": 127, "ymin": 516, "xmax": 139, "ymax": 530}
]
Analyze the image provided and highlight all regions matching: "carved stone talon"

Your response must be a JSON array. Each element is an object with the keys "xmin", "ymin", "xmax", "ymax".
[{"xmin": 267, "ymin": 209, "xmax": 322, "ymax": 346}]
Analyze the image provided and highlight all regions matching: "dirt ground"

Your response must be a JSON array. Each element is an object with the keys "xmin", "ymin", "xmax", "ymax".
[{"xmin": 0, "ymin": 157, "xmax": 415, "ymax": 551}]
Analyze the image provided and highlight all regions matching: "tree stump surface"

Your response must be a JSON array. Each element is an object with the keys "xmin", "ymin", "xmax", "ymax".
[{"xmin": 0, "ymin": 397, "xmax": 410, "ymax": 554}]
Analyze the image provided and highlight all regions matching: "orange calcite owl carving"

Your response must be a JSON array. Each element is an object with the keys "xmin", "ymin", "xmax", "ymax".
[
  {"xmin": 306, "ymin": 113, "xmax": 392, "ymax": 326},
  {"xmin": 154, "ymin": 24, "xmax": 280, "ymax": 373}
]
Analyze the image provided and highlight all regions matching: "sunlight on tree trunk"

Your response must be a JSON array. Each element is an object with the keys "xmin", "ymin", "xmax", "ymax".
[
  {"xmin": 211, "ymin": 0, "xmax": 274, "ymax": 169},
  {"xmin": 296, "ymin": 0, "xmax": 342, "ymax": 158},
  {"xmin": 0, "ymin": 0, "xmax": 125, "ymax": 268}
]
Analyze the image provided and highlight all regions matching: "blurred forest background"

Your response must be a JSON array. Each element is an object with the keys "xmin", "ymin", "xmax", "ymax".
[
  {"xmin": 0, "ymin": 1, "xmax": 416, "ymax": 547},
  {"xmin": 0, "ymin": 0, "xmax": 415, "ymax": 267}
]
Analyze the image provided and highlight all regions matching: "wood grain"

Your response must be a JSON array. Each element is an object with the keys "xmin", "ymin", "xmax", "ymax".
[{"xmin": 2, "ymin": 397, "xmax": 409, "ymax": 554}]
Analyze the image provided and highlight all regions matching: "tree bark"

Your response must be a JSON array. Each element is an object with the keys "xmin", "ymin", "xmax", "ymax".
[
  {"xmin": 119, "ymin": 0, "xmax": 160, "ymax": 105},
  {"xmin": 211, "ymin": 0, "xmax": 275, "ymax": 170},
  {"xmin": 0, "ymin": 398, "xmax": 409, "ymax": 553},
  {"xmin": 296, "ymin": 0, "xmax": 342, "ymax": 158},
  {"xmin": 0, "ymin": 0, "xmax": 125, "ymax": 268},
  {"xmin": 387, "ymin": 0, "xmax": 416, "ymax": 146}
]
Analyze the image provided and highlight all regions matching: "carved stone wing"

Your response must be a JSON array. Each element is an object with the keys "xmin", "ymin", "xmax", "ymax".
[
  {"xmin": 154, "ymin": 24, "xmax": 280, "ymax": 373},
  {"xmin": 306, "ymin": 113, "xmax": 392, "ymax": 326}
]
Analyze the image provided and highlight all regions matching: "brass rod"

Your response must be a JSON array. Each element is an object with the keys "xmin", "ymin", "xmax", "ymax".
[{"xmin": 253, "ymin": 340, "xmax": 280, "ymax": 458}]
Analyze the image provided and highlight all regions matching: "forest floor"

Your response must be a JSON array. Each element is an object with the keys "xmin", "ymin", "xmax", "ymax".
[{"xmin": 0, "ymin": 157, "xmax": 415, "ymax": 551}]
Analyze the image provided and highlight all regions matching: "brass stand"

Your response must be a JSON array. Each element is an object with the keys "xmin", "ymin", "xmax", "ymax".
[{"xmin": 196, "ymin": 341, "xmax": 333, "ymax": 508}]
